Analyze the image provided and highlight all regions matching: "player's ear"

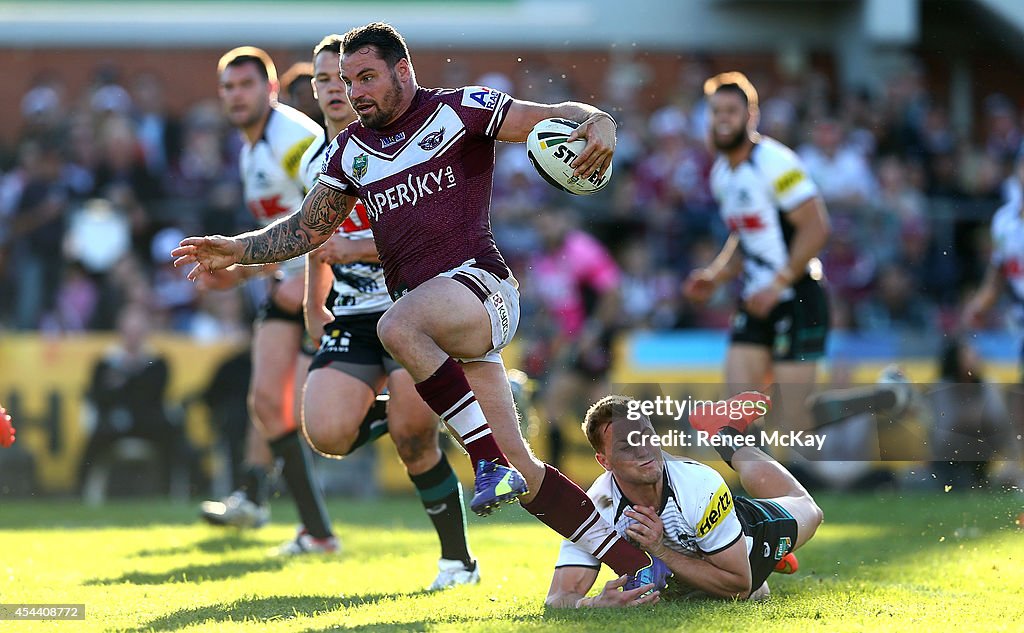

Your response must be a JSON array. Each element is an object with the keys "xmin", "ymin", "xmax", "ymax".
[
  {"xmin": 394, "ymin": 59, "xmax": 411, "ymax": 82},
  {"xmin": 595, "ymin": 451, "xmax": 612, "ymax": 472},
  {"xmin": 310, "ymin": 77, "xmax": 319, "ymax": 100}
]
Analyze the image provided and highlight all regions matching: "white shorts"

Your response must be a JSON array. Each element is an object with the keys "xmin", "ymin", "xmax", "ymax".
[{"xmin": 439, "ymin": 260, "xmax": 521, "ymax": 364}]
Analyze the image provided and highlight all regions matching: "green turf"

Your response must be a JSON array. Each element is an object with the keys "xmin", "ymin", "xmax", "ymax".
[{"xmin": 1, "ymin": 492, "xmax": 1022, "ymax": 632}]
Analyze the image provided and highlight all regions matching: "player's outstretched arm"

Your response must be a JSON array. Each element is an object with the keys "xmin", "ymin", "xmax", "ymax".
[
  {"xmin": 963, "ymin": 263, "xmax": 1005, "ymax": 328},
  {"xmin": 304, "ymin": 254, "xmax": 335, "ymax": 339},
  {"xmin": 497, "ymin": 99, "xmax": 616, "ymax": 179},
  {"xmin": 545, "ymin": 567, "xmax": 658, "ymax": 609},
  {"xmin": 683, "ymin": 233, "xmax": 742, "ymax": 303},
  {"xmin": 171, "ymin": 182, "xmax": 353, "ymax": 280}
]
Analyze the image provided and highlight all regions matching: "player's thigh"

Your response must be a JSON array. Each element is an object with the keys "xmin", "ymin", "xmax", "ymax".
[
  {"xmin": 251, "ymin": 319, "xmax": 303, "ymax": 393},
  {"xmin": 293, "ymin": 352, "xmax": 312, "ymax": 417},
  {"xmin": 303, "ymin": 366, "xmax": 378, "ymax": 443},
  {"xmin": 380, "ymin": 277, "xmax": 493, "ymax": 359},
  {"xmin": 250, "ymin": 319, "xmax": 302, "ymax": 428},
  {"xmin": 768, "ymin": 494, "xmax": 823, "ymax": 551},
  {"xmin": 462, "ymin": 359, "xmax": 544, "ymax": 478},
  {"xmin": 725, "ymin": 343, "xmax": 773, "ymax": 390},
  {"xmin": 773, "ymin": 361, "xmax": 818, "ymax": 432},
  {"xmin": 271, "ymin": 274, "xmax": 305, "ymax": 313}
]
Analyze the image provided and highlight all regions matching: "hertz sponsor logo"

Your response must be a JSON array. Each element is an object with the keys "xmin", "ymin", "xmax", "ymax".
[
  {"xmin": 773, "ymin": 169, "xmax": 805, "ymax": 194},
  {"xmin": 696, "ymin": 483, "xmax": 734, "ymax": 537}
]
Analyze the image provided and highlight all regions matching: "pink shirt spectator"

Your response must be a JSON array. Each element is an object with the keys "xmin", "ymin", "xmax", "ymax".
[{"xmin": 531, "ymin": 230, "xmax": 620, "ymax": 339}]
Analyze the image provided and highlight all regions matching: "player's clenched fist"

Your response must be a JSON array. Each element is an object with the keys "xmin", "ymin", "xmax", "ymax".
[
  {"xmin": 170, "ymin": 236, "xmax": 245, "ymax": 282},
  {"xmin": 0, "ymin": 406, "xmax": 16, "ymax": 448}
]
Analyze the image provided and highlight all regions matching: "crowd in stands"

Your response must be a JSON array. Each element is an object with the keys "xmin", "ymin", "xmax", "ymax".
[{"xmin": 0, "ymin": 55, "xmax": 1019, "ymax": 342}]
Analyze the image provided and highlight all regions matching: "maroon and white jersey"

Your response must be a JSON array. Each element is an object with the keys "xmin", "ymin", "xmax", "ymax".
[{"xmin": 319, "ymin": 86, "xmax": 513, "ymax": 299}]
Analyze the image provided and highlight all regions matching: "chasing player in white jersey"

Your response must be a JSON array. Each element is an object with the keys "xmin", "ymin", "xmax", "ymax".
[
  {"xmin": 196, "ymin": 47, "xmax": 337, "ymax": 553},
  {"xmin": 684, "ymin": 72, "xmax": 831, "ymax": 437},
  {"xmin": 545, "ymin": 394, "xmax": 822, "ymax": 608},
  {"xmin": 293, "ymin": 34, "xmax": 479, "ymax": 587},
  {"xmin": 964, "ymin": 156, "xmax": 1024, "ymax": 380}
]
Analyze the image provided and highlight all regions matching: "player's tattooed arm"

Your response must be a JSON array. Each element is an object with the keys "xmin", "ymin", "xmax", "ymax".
[{"xmin": 239, "ymin": 183, "xmax": 352, "ymax": 265}]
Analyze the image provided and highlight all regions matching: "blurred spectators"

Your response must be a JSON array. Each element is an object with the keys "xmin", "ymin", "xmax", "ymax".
[{"xmin": 0, "ymin": 52, "xmax": 1019, "ymax": 343}]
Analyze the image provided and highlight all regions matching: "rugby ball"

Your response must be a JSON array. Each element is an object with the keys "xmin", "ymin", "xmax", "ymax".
[{"xmin": 526, "ymin": 118, "xmax": 613, "ymax": 195}]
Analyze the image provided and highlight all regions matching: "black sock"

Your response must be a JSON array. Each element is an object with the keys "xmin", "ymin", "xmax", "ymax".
[
  {"xmin": 345, "ymin": 397, "xmax": 389, "ymax": 455},
  {"xmin": 809, "ymin": 388, "xmax": 898, "ymax": 428},
  {"xmin": 714, "ymin": 427, "xmax": 762, "ymax": 470},
  {"xmin": 269, "ymin": 430, "xmax": 333, "ymax": 539},
  {"xmin": 410, "ymin": 452, "xmax": 472, "ymax": 566},
  {"xmin": 240, "ymin": 465, "xmax": 268, "ymax": 505}
]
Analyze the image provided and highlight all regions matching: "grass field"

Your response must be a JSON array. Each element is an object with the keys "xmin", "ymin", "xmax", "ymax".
[{"xmin": 1, "ymin": 491, "xmax": 1023, "ymax": 632}]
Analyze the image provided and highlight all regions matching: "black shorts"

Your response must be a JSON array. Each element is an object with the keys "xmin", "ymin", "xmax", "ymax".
[
  {"xmin": 730, "ymin": 275, "xmax": 829, "ymax": 362},
  {"xmin": 308, "ymin": 311, "xmax": 402, "ymax": 388},
  {"xmin": 255, "ymin": 298, "xmax": 316, "ymax": 356},
  {"xmin": 735, "ymin": 496, "xmax": 799, "ymax": 590}
]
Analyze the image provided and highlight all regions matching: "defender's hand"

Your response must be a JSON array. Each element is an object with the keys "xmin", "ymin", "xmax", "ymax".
[
  {"xmin": 683, "ymin": 269, "xmax": 716, "ymax": 304},
  {"xmin": 305, "ymin": 306, "xmax": 333, "ymax": 340},
  {"xmin": 316, "ymin": 235, "xmax": 373, "ymax": 266},
  {"xmin": 745, "ymin": 284, "xmax": 782, "ymax": 319},
  {"xmin": 171, "ymin": 236, "xmax": 245, "ymax": 281},
  {"xmin": 624, "ymin": 506, "xmax": 667, "ymax": 558},
  {"xmin": 585, "ymin": 575, "xmax": 660, "ymax": 608}
]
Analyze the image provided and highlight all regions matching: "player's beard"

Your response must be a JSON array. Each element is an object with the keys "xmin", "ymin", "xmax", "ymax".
[
  {"xmin": 713, "ymin": 126, "xmax": 747, "ymax": 152},
  {"xmin": 229, "ymin": 102, "xmax": 266, "ymax": 131},
  {"xmin": 357, "ymin": 70, "xmax": 404, "ymax": 130}
]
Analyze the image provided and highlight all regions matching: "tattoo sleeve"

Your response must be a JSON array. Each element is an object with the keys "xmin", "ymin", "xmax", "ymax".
[{"xmin": 239, "ymin": 184, "xmax": 348, "ymax": 265}]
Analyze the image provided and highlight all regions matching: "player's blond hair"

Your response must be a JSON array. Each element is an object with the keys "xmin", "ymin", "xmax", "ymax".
[
  {"xmin": 703, "ymin": 71, "xmax": 759, "ymax": 110},
  {"xmin": 217, "ymin": 46, "xmax": 278, "ymax": 84}
]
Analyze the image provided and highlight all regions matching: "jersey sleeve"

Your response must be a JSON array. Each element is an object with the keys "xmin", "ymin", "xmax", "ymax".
[
  {"xmin": 455, "ymin": 86, "xmax": 513, "ymax": 139},
  {"xmin": 299, "ymin": 131, "xmax": 327, "ymax": 192},
  {"xmin": 318, "ymin": 133, "xmax": 359, "ymax": 196},
  {"xmin": 761, "ymin": 143, "xmax": 819, "ymax": 212},
  {"xmin": 691, "ymin": 470, "xmax": 743, "ymax": 555}
]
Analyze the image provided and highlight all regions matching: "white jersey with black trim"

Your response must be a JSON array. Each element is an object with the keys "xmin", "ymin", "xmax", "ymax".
[
  {"xmin": 299, "ymin": 128, "xmax": 392, "ymax": 315},
  {"xmin": 710, "ymin": 136, "xmax": 820, "ymax": 299},
  {"xmin": 555, "ymin": 454, "xmax": 744, "ymax": 569},
  {"xmin": 239, "ymin": 102, "xmax": 320, "ymax": 276},
  {"xmin": 990, "ymin": 200, "xmax": 1024, "ymax": 319}
]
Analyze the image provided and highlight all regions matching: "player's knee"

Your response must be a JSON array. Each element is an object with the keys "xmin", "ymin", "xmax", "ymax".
[
  {"xmin": 800, "ymin": 494, "xmax": 825, "ymax": 537},
  {"xmin": 250, "ymin": 385, "xmax": 286, "ymax": 427},
  {"xmin": 304, "ymin": 417, "xmax": 358, "ymax": 457},
  {"xmin": 376, "ymin": 311, "xmax": 407, "ymax": 354},
  {"xmin": 810, "ymin": 496, "xmax": 824, "ymax": 528}
]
